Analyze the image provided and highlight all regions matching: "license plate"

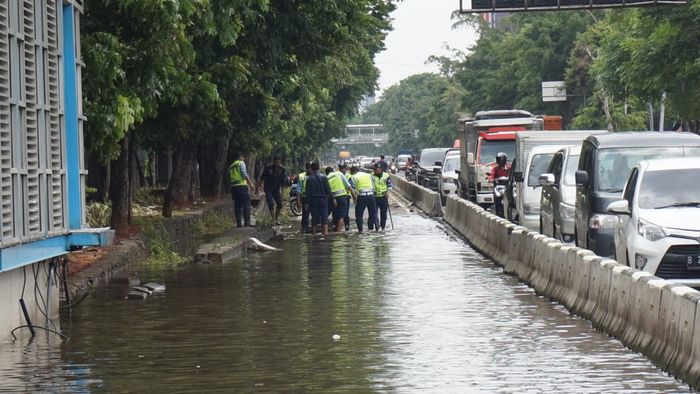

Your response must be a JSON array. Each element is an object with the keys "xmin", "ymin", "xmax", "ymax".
[{"xmin": 687, "ymin": 256, "xmax": 700, "ymax": 270}]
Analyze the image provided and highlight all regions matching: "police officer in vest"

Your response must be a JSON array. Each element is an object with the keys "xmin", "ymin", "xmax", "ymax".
[
  {"xmin": 372, "ymin": 163, "xmax": 393, "ymax": 231},
  {"xmin": 297, "ymin": 162, "xmax": 312, "ymax": 233},
  {"xmin": 349, "ymin": 166, "xmax": 378, "ymax": 233},
  {"xmin": 228, "ymin": 153, "xmax": 255, "ymax": 228},
  {"xmin": 338, "ymin": 164, "xmax": 351, "ymax": 231},
  {"xmin": 327, "ymin": 165, "xmax": 353, "ymax": 232}
]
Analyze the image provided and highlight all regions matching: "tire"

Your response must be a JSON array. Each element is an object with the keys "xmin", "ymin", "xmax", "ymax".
[{"xmin": 290, "ymin": 199, "xmax": 302, "ymax": 216}]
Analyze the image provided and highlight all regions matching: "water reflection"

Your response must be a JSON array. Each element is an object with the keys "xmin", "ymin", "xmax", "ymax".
[{"xmin": 0, "ymin": 208, "xmax": 691, "ymax": 392}]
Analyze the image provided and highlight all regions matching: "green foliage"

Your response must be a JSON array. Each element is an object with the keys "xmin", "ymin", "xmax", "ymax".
[
  {"xmin": 194, "ymin": 211, "xmax": 235, "ymax": 237},
  {"xmin": 362, "ymin": 73, "xmax": 463, "ymax": 152},
  {"xmin": 138, "ymin": 218, "xmax": 188, "ymax": 266},
  {"xmin": 86, "ymin": 202, "xmax": 112, "ymax": 228}
]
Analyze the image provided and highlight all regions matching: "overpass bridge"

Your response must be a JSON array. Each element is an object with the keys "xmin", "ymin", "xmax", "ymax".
[{"xmin": 332, "ymin": 124, "xmax": 389, "ymax": 146}]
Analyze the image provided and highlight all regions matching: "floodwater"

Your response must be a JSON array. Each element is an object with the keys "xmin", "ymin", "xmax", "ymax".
[{"xmin": 0, "ymin": 203, "xmax": 691, "ymax": 392}]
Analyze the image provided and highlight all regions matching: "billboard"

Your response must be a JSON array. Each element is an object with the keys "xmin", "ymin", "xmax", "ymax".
[{"xmin": 460, "ymin": 0, "xmax": 686, "ymax": 12}]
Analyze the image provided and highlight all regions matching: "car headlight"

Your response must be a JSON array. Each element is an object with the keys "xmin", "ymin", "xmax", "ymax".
[
  {"xmin": 589, "ymin": 214, "xmax": 617, "ymax": 229},
  {"xmin": 637, "ymin": 218, "xmax": 666, "ymax": 242},
  {"xmin": 523, "ymin": 203, "xmax": 540, "ymax": 215},
  {"xmin": 559, "ymin": 203, "xmax": 575, "ymax": 220}
]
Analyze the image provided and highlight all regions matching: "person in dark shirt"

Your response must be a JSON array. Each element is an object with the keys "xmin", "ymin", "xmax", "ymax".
[
  {"xmin": 302, "ymin": 161, "xmax": 333, "ymax": 236},
  {"xmin": 257, "ymin": 156, "xmax": 288, "ymax": 225},
  {"xmin": 376, "ymin": 155, "xmax": 388, "ymax": 172}
]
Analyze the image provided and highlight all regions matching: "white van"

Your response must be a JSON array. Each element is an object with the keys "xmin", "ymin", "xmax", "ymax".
[{"xmin": 504, "ymin": 130, "xmax": 608, "ymax": 230}]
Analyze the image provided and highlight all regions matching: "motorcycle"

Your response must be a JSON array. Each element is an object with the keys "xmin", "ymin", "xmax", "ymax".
[
  {"xmin": 493, "ymin": 176, "xmax": 509, "ymax": 218},
  {"xmin": 389, "ymin": 162, "xmax": 398, "ymax": 174},
  {"xmin": 405, "ymin": 161, "xmax": 417, "ymax": 182},
  {"xmin": 289, "ymin": 181, "xmax": 302, "ymax": 216}
]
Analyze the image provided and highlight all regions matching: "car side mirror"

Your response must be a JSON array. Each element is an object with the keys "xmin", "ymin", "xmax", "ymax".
[
  {"xmin": 455, "ymin": 170, "xmax": 461, "ymax": 176},
  {"xmin": 513, "ymin": 171, "xmax": 524, "ymax": 183},
  {"xmin": 575, "ymin": 170, "xmax": 589, "ymax": 186},
  {"xmin": 537, "ymin": 173, "xmax": 555, "ymax": 188},
  {"xmin": 467, "ymin": 153, "xmax": 474, "ymax": 165},
  {"xmin": 607, "ymin": 200, "xmax": 630, "ymax": 215},
  {"xmin": 434, "ymin": 161, "xmax": 443, "ymax": 167}
]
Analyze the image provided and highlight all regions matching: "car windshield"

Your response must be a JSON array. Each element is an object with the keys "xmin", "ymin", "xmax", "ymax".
[
  {"xmin": 527, "ymin": 153, "xmax": 555, "ymax": 187},
  {"xmin": 596, "ymin": 147, "xmax": 700, "ymax": 192},
  {"xmin": 397, "ymin": 156, "xmax": 409, "ymax": 165},
  {"xmin": 443, "ymin": 156, "xmax": 460, "ymax": 172},
  {"xmin": 419, "ymin": 150, "xmax": 447, "ymax": 167},
  {"xmin": 563, "ymin": 154, "xmax": 580, "ymax": 186},
  {"xmin": 639, "ymin": 169, "xmax": 700, "ymax": 209},
  {"xmin": 479, "ymin": 140, "xmax": 516, "ymax": 164}
]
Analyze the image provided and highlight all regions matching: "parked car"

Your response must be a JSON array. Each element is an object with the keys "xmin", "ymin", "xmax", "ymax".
[
  {"xmin": 538, "ymin": 146, "xmax": 580, "ymax": 243},
  {"xmin": 504, "ymin": 130, "xmax": 607, "ymax": 227},
  {"xmin": 438, "ymin": 149, "xmax": 460, "ymax": 204},
  {"xmin": 575, "ymin": 132, "xmax": 700, "ymax": 257},
  {"xmin": 608, "ymin": 158, "xmax": 700, "ymax": 287},
  {"xmin": 416, "ymin": 148, "xmax": 451, "ymax": 191}
]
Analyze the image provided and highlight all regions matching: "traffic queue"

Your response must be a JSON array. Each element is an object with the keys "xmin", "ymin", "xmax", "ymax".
[{"xmin": 401, "ymin": 120, "xmax": 700, "ymax": 288}]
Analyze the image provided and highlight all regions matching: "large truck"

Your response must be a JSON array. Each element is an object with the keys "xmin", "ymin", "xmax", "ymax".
[{"xmin": 458, "ymin": 110, "xmax": 543, "ymax": 207}]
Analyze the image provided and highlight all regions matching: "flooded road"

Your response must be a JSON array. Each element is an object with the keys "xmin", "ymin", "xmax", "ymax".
[{"xmin": 0, "ymin": 204, "xmax": 691, "ymax": 392}]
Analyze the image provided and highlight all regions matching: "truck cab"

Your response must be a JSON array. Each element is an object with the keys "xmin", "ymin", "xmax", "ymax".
[{"xmin": 458, "ymin": 110, "xmax": 543, "ymax": 207}]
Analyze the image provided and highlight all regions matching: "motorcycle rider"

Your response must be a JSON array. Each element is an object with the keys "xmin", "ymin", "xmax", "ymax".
[{"xmin": 492, "ymin": 152, "xmax": 510, "ymax": 218}]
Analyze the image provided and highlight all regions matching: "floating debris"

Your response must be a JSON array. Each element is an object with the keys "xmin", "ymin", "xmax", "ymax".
[
  {"xmin": 132, "ymin": 286, "xmax": 152, "ymax": 295},
  {"xmin": 127, "ymin": 291, "xmax": 147, "ymax": 300},
  {"xmin": 332, "ymin": 334, "xmax": 341, "ymax": 341},
  {"xmin": 247, "ymin": 237, "xmax": 281, "ymax": 252},
  {"xmin": 143, "ymin": 282, "xmax": 166, "ymax": 292}
]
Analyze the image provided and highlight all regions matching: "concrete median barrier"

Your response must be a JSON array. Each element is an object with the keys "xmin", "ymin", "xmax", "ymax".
[
  {"xmin": 438, "ymin": 190, "xmax": 700, "ymax": 389},
  {"xmin": 601, "ymin": 265, "xmax": 637, "ymax": 338},
  {"xmin": 588, "ymin": 259, "xmax": 620, "ymax": 328},
  {"xmin": 390, "ymin": 175, "xmax": 443, "ymax": 217},
  {"xmin": 648, "ymin": 285, "xmax": 696, "ymax": 371}
]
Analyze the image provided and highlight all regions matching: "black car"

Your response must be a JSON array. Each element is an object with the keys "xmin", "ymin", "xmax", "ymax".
[
  {"xmin": 574, "ymin": 132, "xmax": 700, "ymax": 257},
  {"xmin": 416, "ymin": 148, "xmax": 450, "ymax": 191}
]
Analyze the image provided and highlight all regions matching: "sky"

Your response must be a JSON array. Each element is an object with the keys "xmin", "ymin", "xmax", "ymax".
[{"xmin": 373, "ymin": 0, "xmax": 479, "ymax": 96}]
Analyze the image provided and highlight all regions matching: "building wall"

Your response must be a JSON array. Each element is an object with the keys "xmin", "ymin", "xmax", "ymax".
[{"xmin": 0, "ymin": 260, "xmax": 59, "ymax": 340}]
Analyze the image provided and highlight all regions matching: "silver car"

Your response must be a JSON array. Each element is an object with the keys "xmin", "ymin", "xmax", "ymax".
[{"xmin": 538, "ymin": 146, "xmax": 580, "ymax": 243}]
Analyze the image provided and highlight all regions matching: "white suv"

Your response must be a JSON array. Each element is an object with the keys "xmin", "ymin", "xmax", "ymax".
[
  {"xmin": 608, "ymin": 158, "xmax": 700, "ymax": 287},
  {"xmin": 438, "ymin": 150, "xmax": 460, "ymax": 204}
]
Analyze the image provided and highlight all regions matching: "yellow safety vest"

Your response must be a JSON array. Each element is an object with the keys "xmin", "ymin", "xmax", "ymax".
[
  {"xmin": 229, "ymin": 160, "xmax": 246, "ymax": 187},
  {"xmin": 328, "ymin": 171, "xmax": 348, "ymax": 197},
  {"xmin": 351, "ymin": 172, "xmax": 375, "ymax": 195},
  {"xmin": 374, "ymin": 173, "xmax": 390, "ymax": 197}
]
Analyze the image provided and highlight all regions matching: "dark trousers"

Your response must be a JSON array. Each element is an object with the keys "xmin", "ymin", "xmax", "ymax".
[
  {"xmin": 375, "ymin": 195, "xmax": 389, "ymax": 229},
  {"xmin": 230, "ymin": 186, "xmax": 251, "ymax": 227},
  {"xmin": 355, "ymin": 195, "xmax": 377, "ymax": 233},
  {"xmin": 310, "ymin": 197, "xmax": 329, "ymax": 226},
  {"xmin": 332, "ymin": 196, "xmax": 350, "ymax": 226},
  {"xmin": 301, "ymin": 197, "xmax": 310, "ymax": 231}
]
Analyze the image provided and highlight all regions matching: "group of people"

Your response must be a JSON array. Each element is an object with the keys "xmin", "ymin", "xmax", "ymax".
[
  {"xmin": 297, "ymin": 161, "xmax": 393, "ymax": 236},
  {"xmin": 227, "ymin": 154, "xmax": 393, "ymax": 236}
]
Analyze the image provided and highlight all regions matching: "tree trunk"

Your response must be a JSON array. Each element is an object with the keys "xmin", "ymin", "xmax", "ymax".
[
  {"xmin": 199, "ymin": 132, "xmax": 230, "ymax": 198},
  {"xmin": 162, "ymin": 140, "xmax": 196, "ymax": 217},
  {"xmin": 110, "ymin": 136, "xmax": 131, "ymax": 236},
  {"xmin": 659, "ymin": 92, "xmax": 666, "ymax": 132},
  {"xmin": 601, "ymin": 93, "xmax": 614, "ymax": 132},
  {"xmin": 647, "ymin": 100, "xmax": 654, "ymax": 131},
  {"xmin": 129, "ymin": 135, "xmax": 141, "ymax": 200}
]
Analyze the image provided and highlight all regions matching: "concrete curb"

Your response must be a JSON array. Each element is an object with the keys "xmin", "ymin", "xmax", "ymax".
[{"xmin": 439, "ymin": 195, "xmax": 700, "ymax": 388}]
